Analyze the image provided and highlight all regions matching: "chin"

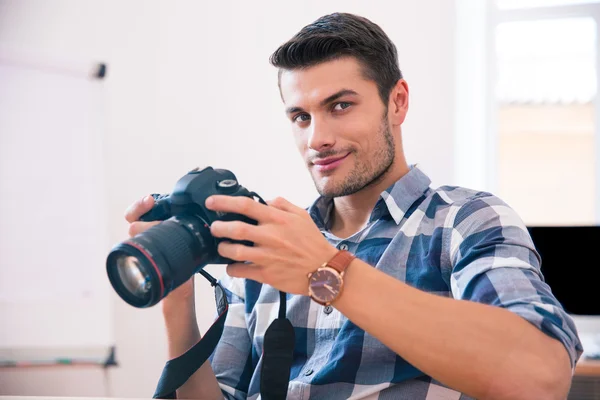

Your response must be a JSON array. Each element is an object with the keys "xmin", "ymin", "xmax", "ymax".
[
  {"xmin": 314, "ymin": 177, "xmax": 346, "ymax": 198},
  {"xmin": 311, "ymin": 166, "xmax": 355, "ymax": 197},
  {"xmin": 312, "ymin": 175, "xmax": 335, "ymax": 197}
]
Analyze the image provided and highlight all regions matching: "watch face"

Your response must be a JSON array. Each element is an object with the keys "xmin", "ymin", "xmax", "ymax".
[{"xmin": 309, "ymin": 267, "xmax": 343, "ymax": 304}]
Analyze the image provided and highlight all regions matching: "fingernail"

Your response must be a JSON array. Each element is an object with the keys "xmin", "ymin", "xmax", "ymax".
[
  {"xmin": 144, "ymin": 195, "xmax": 152, "ymax": 205},
  {"xmin": 205, "ymin": 196, "xmax": 214, "ymax": 207}
]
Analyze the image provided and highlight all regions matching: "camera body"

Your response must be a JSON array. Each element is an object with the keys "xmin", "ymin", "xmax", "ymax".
[
  {"xmin": 106, "ymin": 166, "xmax": 259, "ymax": 308},
  {"xmin": 140, "ymin": 166, "xmax": 257, "ymax": 263}
]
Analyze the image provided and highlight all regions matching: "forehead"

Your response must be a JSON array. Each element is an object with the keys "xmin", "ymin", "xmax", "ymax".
[{"xmin": 279, "ymin": 57, "xmax": 375, "ymax": 105}]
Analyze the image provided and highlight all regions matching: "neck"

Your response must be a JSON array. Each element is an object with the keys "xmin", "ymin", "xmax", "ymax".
[{"xmin": 330, "ymin": 154, "xmax": 410, "ymax": 239}]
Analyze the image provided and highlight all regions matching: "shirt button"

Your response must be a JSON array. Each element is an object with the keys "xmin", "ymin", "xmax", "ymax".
[
  {"xmin": 323, "ymin": 306, "xmax": 333, "ymax": 315},
  {"xmin": 339, "ymin": 243, "xmax": 349, "ymax": 251},
  {"xmin": 304, "ymin": 368, "xmax": 314, "ymax": 376}
]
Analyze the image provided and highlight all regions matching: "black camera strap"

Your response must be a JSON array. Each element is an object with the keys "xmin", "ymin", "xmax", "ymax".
[
  {"xmin": 152, "ymin": 270, "xmax": 295, "ymax": 400},
  {"xmin": 260, "ymin": 291, "xmax": 295, "ymax": 399}
]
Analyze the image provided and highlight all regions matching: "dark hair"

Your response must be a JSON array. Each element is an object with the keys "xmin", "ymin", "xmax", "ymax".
[{"xmin": 269, "ymin": 13, "xmax": 402, "ymax": 105}]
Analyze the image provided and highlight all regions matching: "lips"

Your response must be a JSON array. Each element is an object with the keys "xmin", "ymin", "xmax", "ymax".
[{"xmin": 312, "ymin": 153, "xmax": 350, "ymax": 172}]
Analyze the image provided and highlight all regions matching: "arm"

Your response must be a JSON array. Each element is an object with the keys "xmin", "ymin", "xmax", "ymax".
[
  {"xmin": 335, "ymin": 259, "xmax": 572, "ymax": 400},
  {"xmin": 204, "ymin": 195, "xmax": 582, "ymax": 400},
  {"xmin": 126, "ymin": 195, "xmax": 251, "ymax": 400},
  {"xmin": 334, "ymin": 196, "xmax": 581, "ymax": 400},
  {"xmin": 162, "ymin": 275, "xmax": 254, "ymax": 400},
  {"xmin": 161, "ymin": 281, "xmax": 223, "ymax": 400},
  {"xmin": 125, "ymin": 196, "xmax": 223, "ymax": 400}
]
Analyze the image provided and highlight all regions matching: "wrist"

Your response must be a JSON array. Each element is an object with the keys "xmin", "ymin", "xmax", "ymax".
[
  {"xmin": 307, "ymin": 248, "xmax": 356, "ymax": 306},
  {"xmin": 316, "ymin": 246, "xmax": 339, "ymax": 271},
  {"xmin": 304, "ymin": 246, "xmax": 337, "ymax": 295},
  {"xmin": 162, "ymin": 289, "xmax": 198, "ymax": 332},
  {"xmin": 162, "ymin": 299, "xmax": 201, "ymax": 358},
  {"xmin": 331, "ymin": 256, "xmax": 361, "ymax": 308},
  {"xmin": 161, "ymin": 277, "xmax": 196, "ymax": 313}
]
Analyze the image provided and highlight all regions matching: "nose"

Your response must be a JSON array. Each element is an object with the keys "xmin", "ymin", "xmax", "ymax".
[{"xmin": 307, "ymin": 116, "xmax": 335, "ymax": 152}]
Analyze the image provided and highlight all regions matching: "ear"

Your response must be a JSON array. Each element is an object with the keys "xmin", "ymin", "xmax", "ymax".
[{"xmin": 388, "ymin": 79, "xmax": 409, "ymax": 126}]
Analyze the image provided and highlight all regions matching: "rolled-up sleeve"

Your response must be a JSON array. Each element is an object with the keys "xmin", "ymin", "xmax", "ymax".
[
  {"xmin": 209, "ymin": 274, "xmax": 254, "ymax": 400},
  {"xmin": 448, "ymin": 194, "xmax": 583, "ymax": 368}
]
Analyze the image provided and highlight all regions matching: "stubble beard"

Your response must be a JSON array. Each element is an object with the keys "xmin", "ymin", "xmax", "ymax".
[{"xmin": 312, "ymin": 115, "xmax": 396, "ymax": 198}]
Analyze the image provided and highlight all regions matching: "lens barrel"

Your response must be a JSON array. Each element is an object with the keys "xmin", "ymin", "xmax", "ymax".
[{"xmin": 106, "ymin": 215, "xmax": 215, "ymax": 307}]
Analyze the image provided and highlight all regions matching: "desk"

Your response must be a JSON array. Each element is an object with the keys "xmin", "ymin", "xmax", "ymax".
[
  {"xmin": 570, "ymin": 359, "xmax": 600, "ymax": 400},
  {"xmin": 0, "ymin": 398, "xmax": 146, "ymax": 400},
  {"xmin": 2, "ymin": 365, "xmax": 600, "ymax": 400},
  {"xmin": 575, "ymin": 358, "xmax": 600, "ymax": 376}
]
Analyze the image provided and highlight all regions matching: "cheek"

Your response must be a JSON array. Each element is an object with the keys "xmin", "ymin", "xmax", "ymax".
[
  {"xmin": 292, "ymin": 129, "xmax": 308, "ymax": 154},
  {"xmin": 361, "ymin": 134, "xmax": 377, "ymax": 154},
  {"xmin": 342, "ymin": 124, "xmax": 372, "ymax": 153},
  {"xmin": 338, "ymin": 112, "xmax": 371, "ymax": 141}
]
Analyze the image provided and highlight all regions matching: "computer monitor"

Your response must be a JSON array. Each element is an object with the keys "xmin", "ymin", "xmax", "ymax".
[
  {"xmin": 527, "ymin": 225, "xmax": 600, "ymax": 360},
  {"xmin": 526, "ymin": 225, "xmax": 599, "ymax": 316}
]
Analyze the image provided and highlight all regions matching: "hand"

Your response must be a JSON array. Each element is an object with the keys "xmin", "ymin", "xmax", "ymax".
[
  {"xmin": 125, "ymin": 194, "xmax": 159, "ymax": 237},
  {"xmin": 206, "ymin": 196, "xmax": 337, "ymax": 295},
  {"xmin": 124, "ymin": 195, "xmax": 195, "ymax": 305}
]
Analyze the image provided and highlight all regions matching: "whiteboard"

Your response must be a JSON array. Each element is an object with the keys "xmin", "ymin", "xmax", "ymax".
[{"xmin": 0, "ymin": 57, "xmax": 114, "ymax": 364}]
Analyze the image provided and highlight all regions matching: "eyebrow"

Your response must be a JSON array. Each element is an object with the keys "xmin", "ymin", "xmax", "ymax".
[{"xmin": 285, "ymin": 89, "xmax": 359, "ymax": 115}]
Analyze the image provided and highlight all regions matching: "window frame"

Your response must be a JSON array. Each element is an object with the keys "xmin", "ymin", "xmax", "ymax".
[{"xmin": 454, "ymin": 0, "xmax": 600, "ymax": 223}]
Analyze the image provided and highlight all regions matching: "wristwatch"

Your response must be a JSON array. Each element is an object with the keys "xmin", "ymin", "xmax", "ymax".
[{"xmin": 307, "ymin": 250, "xmax": 356, "ymax": 306}]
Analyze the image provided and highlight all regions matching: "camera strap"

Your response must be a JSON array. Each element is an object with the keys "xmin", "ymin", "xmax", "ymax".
[{"xmin": 152, "ymin": 270, "xmax": 295, "ymax": 400}]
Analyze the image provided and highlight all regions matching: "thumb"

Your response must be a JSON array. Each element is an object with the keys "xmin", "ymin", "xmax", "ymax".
[{"xmin": 125, "ymin": 195, "xmax": 155, "ymax": 223}]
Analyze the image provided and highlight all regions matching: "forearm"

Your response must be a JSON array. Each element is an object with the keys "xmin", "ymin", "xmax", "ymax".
[
  {"xmin": 163, "ymin": 301, "xmax": 223, "ymax": 400},
  {"xmin": 334, "ymin": 259, "xmax": 571, "ymax": 400}
]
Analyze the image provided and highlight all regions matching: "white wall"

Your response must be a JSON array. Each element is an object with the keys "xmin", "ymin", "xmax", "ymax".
[{"xmin": 0, "ymin": 0, "xmax": 456, "ymax": 396}]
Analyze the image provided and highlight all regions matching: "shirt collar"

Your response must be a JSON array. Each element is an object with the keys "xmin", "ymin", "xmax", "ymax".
[{"xmin": 308, "ymin": 164, "xmax": 432, "ymax": 230}]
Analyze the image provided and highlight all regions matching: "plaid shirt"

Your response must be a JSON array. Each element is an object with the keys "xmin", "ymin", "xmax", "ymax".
[{"xmin": 210, "ymin": 165, "xmax": 583, "ymax": 399}]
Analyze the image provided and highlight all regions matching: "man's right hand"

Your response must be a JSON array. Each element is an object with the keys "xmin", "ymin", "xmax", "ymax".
[
  {"xmin": 124, "ymin": 195, "xmax": 196, "ymax": 307},
  {"xmin": 124, "ymin": 196, "xmax": 221, "ymax": 399},
  {"xmin": 125, "ymin": 194, "xmax": 160, "ymax": 236}
]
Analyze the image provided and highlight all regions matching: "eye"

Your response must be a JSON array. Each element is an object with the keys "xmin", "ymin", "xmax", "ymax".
[
  {"xmin": 293, "ymin": 113, "xmax": 311, "ymax": 123},
  {"xmin": 332, "ymin": 102, "xmax": 352, "ymax": 112}
]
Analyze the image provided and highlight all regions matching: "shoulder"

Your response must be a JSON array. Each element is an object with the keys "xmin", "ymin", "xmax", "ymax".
[
  {"xmin": 423, "ymin": 185, "xmax": 524, "ymax": 229},
  {"xmin": 415, "ymin": 185, "xmax": 516, "ymax": 226},
  {"xmin": 428, "ymin": 185, "xmax": 495, "ymax": 209},
  {"xmin": 441, "ymin": 187, "xmax": 527, "ymax": 235},
  {"xmin": 430, "ymin": 187, "xmax": 535, "ymax": 266},
  {"xmin": 418, "ymin": 185, "xmax": 531, "ymax": 250}
]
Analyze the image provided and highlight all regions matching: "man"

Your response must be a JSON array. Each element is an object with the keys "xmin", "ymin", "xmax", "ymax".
[{"xmin": 126, "ymin": 13, "xmax": 582, "ymax": 400}]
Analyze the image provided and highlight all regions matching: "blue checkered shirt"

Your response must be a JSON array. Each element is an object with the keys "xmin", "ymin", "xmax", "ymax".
[{"xmin": 209, "ymin": 165, "xmax": 583, "ymax": 399}]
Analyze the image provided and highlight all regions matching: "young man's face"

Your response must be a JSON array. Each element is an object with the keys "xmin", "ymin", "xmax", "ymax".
[{"xmin": 279, "ymin": 57, "xmax": 396, "ymax": 198}]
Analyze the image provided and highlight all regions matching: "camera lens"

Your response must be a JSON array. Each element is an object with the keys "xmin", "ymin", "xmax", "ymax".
[
  {"xmin": 116, "ymin": 256, "xmax": 152, "ymax": 297},
  {"xmin": 106, "ymin": 215, "xmax": 216, "ymax": 308}
]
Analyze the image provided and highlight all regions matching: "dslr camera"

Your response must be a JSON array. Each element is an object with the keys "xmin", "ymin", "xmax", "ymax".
[{"xmin": 106, "ymin": 166, "xmax": 261, "ymax": 308}]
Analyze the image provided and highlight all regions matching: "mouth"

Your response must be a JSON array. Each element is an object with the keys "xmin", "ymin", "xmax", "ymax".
[{"xmin": 312, "ymin": 153, "xmax": 350, "ymax": 173}]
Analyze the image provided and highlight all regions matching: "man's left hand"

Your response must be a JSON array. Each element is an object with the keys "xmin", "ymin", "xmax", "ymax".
[{"xmin": 206, "ymin": 195, "xmax": 337, "ymax": 295}]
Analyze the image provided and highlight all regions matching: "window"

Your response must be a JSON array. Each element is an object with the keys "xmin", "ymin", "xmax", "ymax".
[
  {"xmin": 497, "ymin": 0, "xmax": 600, "ymax": 9},
  {"xmin": 495, "ymin": 17, "xmax": 597, "ymax": 225},
  {"xmin": 489, "ymin": 1, "xmax": 600, "ymax": 225}
]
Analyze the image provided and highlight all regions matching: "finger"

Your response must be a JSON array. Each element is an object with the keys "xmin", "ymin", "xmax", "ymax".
[
  {"xmin": 205, "ymin": 195, "xmax": 277, "ymax": 222},
  {"xmin": 210, "ymin": 220, "xmax": 268, "ymax": 244},
  {"xmin": 125, "ymin": 195, "xmax": 155, "ymax": 223},
  {"xmin": 128, "ymin": 220, "xmax": 160, "ymax": 237},
  {"xmin": 218, "ymin": 241, "xmax": 263, "ymax": 263},
  {"xmin": 226, "ymin": 262, "xmax": 264, "ymax": 281},
  {"xmin": 267, "ymin": 196, "xmax": 306, "ymax": 216}
]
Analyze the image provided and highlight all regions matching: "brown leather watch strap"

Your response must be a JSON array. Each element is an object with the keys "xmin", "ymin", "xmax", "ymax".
[{"xmin": 325, "ymin": 250, "xmax": 356, "ymax": 274}]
